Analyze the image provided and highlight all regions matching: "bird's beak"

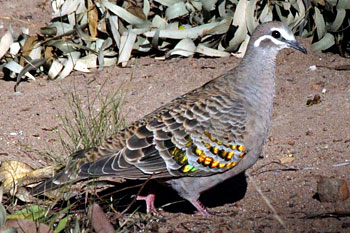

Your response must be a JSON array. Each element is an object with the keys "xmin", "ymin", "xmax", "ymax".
[{"xmin": 287, "ymin": 40, "xmax": 307, "ymax": 54}]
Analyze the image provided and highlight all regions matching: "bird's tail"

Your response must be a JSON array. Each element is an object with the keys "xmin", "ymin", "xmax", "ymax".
[{"xmin": 31, "ymin": 149, "xmax": 89, "ymax": 195}]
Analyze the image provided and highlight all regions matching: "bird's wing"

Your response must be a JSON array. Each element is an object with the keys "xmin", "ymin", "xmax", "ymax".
[
  {"xmin": 32, "ymin": 78, "xmax": 248, "ymax": 194},
  {"xmin": 80, "ymin": 79, "xmax": 248, "ymax": 178}
]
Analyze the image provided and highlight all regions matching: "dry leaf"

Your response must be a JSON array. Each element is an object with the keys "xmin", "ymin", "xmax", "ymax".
[
  {"xmin": 279, "ymin": 156, "xmax": 295, "ymax": 164},
  {"xmin": 1, "ymin": 219, "xmax": 53, "ymax": 233},
  {"xmin": 88, "ymin": 0, "xmax": 99, "ymax": 38},
  {"xmin": 90, "ymin": 203, "xmax": 115, "ymax": 233},
  {"xmin": 0, "ymin": 160, "xmax": 55, "ymax": 194},
  {"xmin": 19, "ymin": 36, "xmax": 38, "ymax": 66}
]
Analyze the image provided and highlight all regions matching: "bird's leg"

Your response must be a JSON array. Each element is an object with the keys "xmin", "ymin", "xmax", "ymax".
[
  {"xmin": 189, "ymin": 199, "xmax": 214, "ymax": 216},
  {"xmin": 136, "ymin": 193, "xmax": 156, "ymax": 213}
]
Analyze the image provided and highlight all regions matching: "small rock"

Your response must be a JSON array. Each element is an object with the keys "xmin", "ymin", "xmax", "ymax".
[
  {"xmin": 306, "ymin": 130, "xmax": 313, "ymax": 136},
  {"xmin": 316, "ymin": 176, "xmax": 349, "ymax": 202},
  {"xmin": 309, "ymin": 65, "xmax": 317, "ymax": 71},
  {"xmin": 306, "ymin": 94, "xmax": 321, "ymax": 106},
  {"xmin": 311, "ymin": 84, "xmax": 320, "ymax": 90},
  {"xmin": 287, "ymin": 140, "xmax": 295, "ymax": 146}
]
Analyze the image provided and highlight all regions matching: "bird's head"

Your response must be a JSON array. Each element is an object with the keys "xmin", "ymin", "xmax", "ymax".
[{"xmin": 251, "ymin": 21, "xmax": 307, "ymax": 54}]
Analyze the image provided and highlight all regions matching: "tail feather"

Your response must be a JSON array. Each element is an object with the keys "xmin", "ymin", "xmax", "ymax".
[{"xmin": 31, "ymin": 149, "xmax": 90, "ymax": 195}]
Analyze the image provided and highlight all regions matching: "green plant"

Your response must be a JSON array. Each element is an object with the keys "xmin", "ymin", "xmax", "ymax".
[{"xmin": 57, "ymin": 79, "xmax": 126, "ymax": 155}]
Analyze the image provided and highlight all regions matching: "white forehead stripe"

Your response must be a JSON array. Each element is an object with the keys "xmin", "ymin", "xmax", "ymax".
[
  {"xmin": 254, "ymin": 35, "xmax": 286, "ymax": 48},
  {"xmin": 253, "ymin": 27, "xmax": 296, "ymax": 48},
  {"xmin": 270, "ymin": 27, "xmax": 295, "ymax": 41}
]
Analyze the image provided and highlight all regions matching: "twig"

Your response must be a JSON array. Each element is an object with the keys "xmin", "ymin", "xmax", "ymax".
[
  {"xmin": 333, "ymin": 162, "xmax": 350, "ymax": 167},
  {"xmin": 303, "ymin": 211, "xmax": 350, "ymax": 219},
  {"xmin": 0, "ymin": 16, "xmax": 42, "ymax": 29},
  {"xmin": 250, "ymin": 161, "xmax": 302, "ymax": 176},
  {"xmin": 111, "ymin": 174, "xmax": 154, "ymax": 221},
  {"xmin": 247, "ymin": 173, "xmax": 290, "ymax": 233}
]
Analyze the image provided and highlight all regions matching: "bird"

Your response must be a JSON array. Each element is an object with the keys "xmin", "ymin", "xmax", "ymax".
[{"xmin": 32, "ymin": 21, "xmax": 307, "ymax": 216}]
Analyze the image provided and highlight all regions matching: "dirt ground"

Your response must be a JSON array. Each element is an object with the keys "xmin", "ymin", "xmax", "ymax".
[{"xmin": 1, "ymin": 0, "xmax": 350, "ymax": 232}]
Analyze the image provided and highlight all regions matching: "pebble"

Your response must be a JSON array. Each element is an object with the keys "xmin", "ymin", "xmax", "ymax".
[{"xmin": 316, "ymin": 176, "xmax": 349, "ymax": 202}]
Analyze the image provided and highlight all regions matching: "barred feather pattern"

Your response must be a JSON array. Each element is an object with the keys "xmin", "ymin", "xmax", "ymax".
[
  {"xmin": 32, "ymin": 22, "xmax": 307, "ymax": 215},
  {"xmin": 78, "ymin": 77, "xmax": 248, "ymax": 179}
]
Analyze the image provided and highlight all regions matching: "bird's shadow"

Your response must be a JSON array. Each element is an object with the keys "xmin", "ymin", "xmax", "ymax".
[{"xmin": 105, "ymin": 172, "xmax": 248, "ymax": 214}]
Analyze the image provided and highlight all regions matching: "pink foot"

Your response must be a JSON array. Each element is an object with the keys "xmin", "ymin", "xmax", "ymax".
[
  {"xmin": 136, "ymin": 193, "xmax": 156, "ymax": 213},
  {"xmin": 190, "ymin": 199, "xmax": 214, "ymax": 216}
]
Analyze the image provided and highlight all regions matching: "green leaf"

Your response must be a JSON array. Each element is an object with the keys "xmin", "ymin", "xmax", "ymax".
[
  {"xmin": 312, "ymin": 33, "xmax": 335, "ymax": 53},
  {"xmin": 314, "ymin": 7, "xmax": 326, "ymax": 39},
  {"xmin": 154, "ymin": 0, "xmax": 179, "ymax": 7},
  {"xmin": 0, "ymin": 203, "xmax": 7, "ymax": 228},
  {"xmin": 54, "ymin": 216, "xmax": 68, "ymax": 233},
  {"xmin": 144, "ymin": 19, "xmax": 228, "ymax": 39},
  {"xmin": 259, "ymin": 4, "xmax": 273, "ymax": 23},
  {"xmin": 102, "ymin": 0, "xmax": 147, "ymax": 25},
  {"xmin": 196, "ymin": 44, "xmax": 230, "ymax": 57},
  {"xmin": 337, "ymin": 0, "xmax": 350, "ymax": 9},
  {"xmin": 165, "ymin": 2, "xmax": 189, "ymax": 20},
  {"xmin": 118, "ymin": 31, "xmax": 137, "ymax": 67},
  {"xmin": 246, "ymin": 0, "xmax": 259, "ymax": 35},
  {"xmin": 169, "ymin": 38, "xmax": 196, "ymax": 57},
  {"xmin": 329, "ymin": 8, "xmax": 346, "ymax": 32},
  {"xmin": 0, "ymin": 30, "xmax": 13, "ymax": 59},
  {"xmin": 152, "ymin": 15, "xmax": 168, "ymax": 30},
  {"xmin": 143, "ymin": 0, "xmax": 150, "ymax": 18},
  {"xmin": 7, "ymin": 205, "xmax": 46, "ymax": 221}
]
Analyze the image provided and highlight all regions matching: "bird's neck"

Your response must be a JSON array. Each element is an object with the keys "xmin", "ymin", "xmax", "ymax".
[{"xmin": 234, "ymin": 46, "xmax": 278, "ymax": 111}]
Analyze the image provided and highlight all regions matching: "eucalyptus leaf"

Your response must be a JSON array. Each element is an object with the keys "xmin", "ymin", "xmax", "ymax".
[
  {"xmin": 0, "ymin": 30, "xmax": 13, "ymax": 59},
  {"xmin": 154, "ymin": 0, "xmax": 179, "ymax": 7},
  {"xmin": 200, "ymin": 0, "xmax": 216, "ymax": 11},
  {"xmin": 246, "ymin": 0, "xmax": 259, "ymax": 35},
  {"xmin": 98, "ymin": 37, "xmax": 113, "ymax": 70},
  {"xmin": 152, "ymin": 15, "xmax": 168, "ymax": 29},
  {"xmin": 191, "ymin": 1, "xmax": 203, "ymax": 11},
  {"xmin": 232, "ymin": 34, "xmax": 250, "ymax": 58},
  {"xmin": 53, "ymin": 0, "xmax": 80, "ymax": 18},
  {"xmin": 143, "ymin": 0, "xmax": 150, "ymax": 18},
  {"xmin": 227, "ymin": 24, "xmax": 248, "ymax": 52},
  {"xmin": 165, "ymin": 2, "xmax": 189, "ymax": 20},
  {"xmin": 48, "ymin": 60, "xmax": 64, "ymax": 79},
  {"xmin": 337, "ymin": 0, "xmax": 350, "ymax": 9},
  {"xmin": 41, "ymin": 22, "xmax": 74, "ymax": 36},
  {"xmin": 108, "ymin": 15, "xmax": 121, "ymax": 48},
  {"xmin": 144, "ymin": 19, "xmax": 227, "ymax": 39},
  {"xmin": 57, "ymin": 51, "xmax": 80, "ymax": 79},
  {"xmin": 28, "ymin": 43, "xmax": 42, "ymax": 60},
  {"xmin": 233, "ymin": 0, "xmax": 247, "ymax": 26},
  {"xmin": 218, "ymin": 0, "xmax": 226, "ymax": 17},
  {"xmin": 259, "ymin": 5, "xmax": 273, "ymax": 23},
  {"xmin": 15, "ymin": 58, "xmax": 48, "ymax": 92},
  {"xmin": 196, "ymin": 44, "xmax": 230, "ymax": 57},
  {"xmin": 329, "ymin": 8, "xmax": 346, "ymax": 32},
  {"xmin": 118, "ymin": 31, "xmax": 137, "ymax": 67},
  {"xmin": 9, "ymin": 42, "xmax": 21, "ymax": 56},
  {"xmin": 312, "ymin": 33, "xmax": 335, "ymax": 53},
  {"xmin": 314, "ymin": 7, "xmax": 326, "ymax": 39},
  {"xmin": 76, "ymin": 22, "xmax": 97, "ymax": 42},
  {"xmin": 275, "ymin": 5, "xmax": 287, "ymax": 23},
  {"xmin": 102, "ymin": 0, "xmax": 147, "ymax": 25},
  {"xmin": 4, "ymin": 61, "xmax": 35, "ymax": 80},
  {"xmin": 0, "ymin": 203, "xmax": 6, "ymax": 228},
  {"xmin": 169, "ymin": 38, "xmax": 196, "ymax": 57}
]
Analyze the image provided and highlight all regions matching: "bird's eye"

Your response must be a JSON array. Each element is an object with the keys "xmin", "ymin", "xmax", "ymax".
[{"xmin": 272, "ymin": 30, "xmax": 281, "ymax": 39}]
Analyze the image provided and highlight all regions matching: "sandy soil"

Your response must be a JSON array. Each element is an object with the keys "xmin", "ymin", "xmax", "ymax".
[{"xmin": 1, "ymin": 0, "xmax": 350, "ymax": 232}]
